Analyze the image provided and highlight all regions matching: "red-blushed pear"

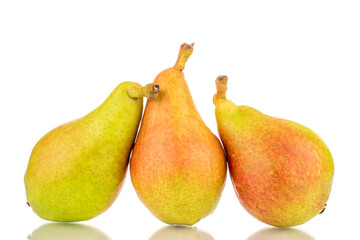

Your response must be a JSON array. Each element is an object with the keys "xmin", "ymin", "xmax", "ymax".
[
  {"xmin": 213, "ymin": 75, "xmax": 334, "ymax": 227},
  {"xmin": 130, "ymin": 43, "xmax": 227, "ymax": 225},
  {"xmin": 24, "ymin": 82, "xmax": 159, "ymax": 222}
]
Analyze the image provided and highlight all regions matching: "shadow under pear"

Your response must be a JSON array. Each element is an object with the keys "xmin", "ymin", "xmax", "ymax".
[
  {"xmin": 28, "ymin": 222, "xmax": 111, "ymax": 240},
  {"xmin": 149, "ymin": 225, "xmax": 215, "ymax": 240},
  {"xmin": 247, "ymin": 227, "xmax": 315, "ymax": 240}
]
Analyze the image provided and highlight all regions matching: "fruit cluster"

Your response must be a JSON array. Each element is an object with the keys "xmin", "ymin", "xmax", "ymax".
[{"xmin": 24, "ymin": 43, "xmax": 334, "ymax": 227}]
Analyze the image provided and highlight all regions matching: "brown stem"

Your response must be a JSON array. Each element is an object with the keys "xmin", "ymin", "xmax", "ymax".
[
  {"xmin": 213, "ymin": 75, "xmax": 228, "ymax": 105},
  {"xmin": 127, "ymin": 83, "xmax": 160, "ymax": 100},
  {"xmin": 173, "ymin": 43, "xmax": 194, "ymax": 71},
  {"xmin": 142, "ymin": 83, "xmax": 160, "ymax": 99}
]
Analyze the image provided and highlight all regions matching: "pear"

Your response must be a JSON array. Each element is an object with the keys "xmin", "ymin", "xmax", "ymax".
[
  {"xmin": 24, "ymin": 82, "xmax": 159, "ymax": 222},
  {"xmin": 130, "ymin": 43, "xmax": 227, "ymax": 225},
  {"xmin": 213, "ymin": 75, "xmax": 334, "ymax": 227}
]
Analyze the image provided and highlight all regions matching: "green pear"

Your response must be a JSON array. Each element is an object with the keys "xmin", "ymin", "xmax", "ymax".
[
  {"xmin": 24, "ymin": 82, "xmax": 159, "ymax": 222},
  {"xmin": 29, "ymin": 223, "xmax": 111, "ymax": 240},
  {"xmin": 213, "ymin": 75, "xmax": 334, "ymax": 227}
]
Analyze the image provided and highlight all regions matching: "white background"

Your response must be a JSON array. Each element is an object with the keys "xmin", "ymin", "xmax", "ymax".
[{"xmin": 1, "ymin": 1, "xmax": 359, "ymax": 239}]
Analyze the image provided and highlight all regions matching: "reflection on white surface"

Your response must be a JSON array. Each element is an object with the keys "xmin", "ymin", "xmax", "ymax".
[
  {"xmin": 247, "ymin": 227, "xmax": 315, "ymax": 240},
  {"xmin": 149, "ymin": 225, "xmax": 215, "ymax": 240},
  {"xmin": 28, "ymin": 223, "xmax": 111, "ymax": 240}
]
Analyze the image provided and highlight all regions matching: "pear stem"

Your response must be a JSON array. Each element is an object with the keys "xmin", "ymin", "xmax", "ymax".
[
  {"xmin": 173, "ymin": 43, "xmax": 194, "ymax": 71},
  {"xmin": 213, "ymin": 75, "xmax": 228, "ymax": 105},
  {"xmin": 127, "ymin": 83, "xmax": 160, "ymax": 100}
]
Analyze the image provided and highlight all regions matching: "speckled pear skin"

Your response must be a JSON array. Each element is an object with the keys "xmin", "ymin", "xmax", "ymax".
[
  {"xmin": 213, "ymin": 76, "xmax": 334, "ymax": 227},
  {"xmin": 130, "ymin": 44, "xmax": 227, "ymax": 226},
  {"xmin": 24, "ymin": 81, "xmax": 158, "ymax": 222}
]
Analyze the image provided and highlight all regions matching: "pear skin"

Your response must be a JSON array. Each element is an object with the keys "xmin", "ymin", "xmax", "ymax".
[
  {"xmin": 24, "ymin": 82, "xmax": 159, "ymax": 222},
  {"xmin": 130, "ymin": 44, "xmax": 227, "ymax": 225},
  {"xmin": 213, "ymin": 75, "xmax": 334, "ymax": 227}
]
